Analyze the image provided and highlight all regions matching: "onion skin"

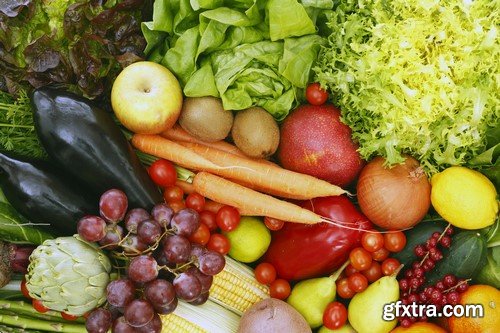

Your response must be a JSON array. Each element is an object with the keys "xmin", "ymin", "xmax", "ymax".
[{"xmin": 356, "ymin": 156, "xmax": 431, "ymax": 229}]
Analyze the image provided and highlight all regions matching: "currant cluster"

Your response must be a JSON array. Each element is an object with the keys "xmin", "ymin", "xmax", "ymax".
[
  {"xmin": 79, "ymin": 189, "xmax": 225, "ymax": 333},
  {"xmin": 397, "ymin": 225, "xmax": 469, "ymax": 327}
]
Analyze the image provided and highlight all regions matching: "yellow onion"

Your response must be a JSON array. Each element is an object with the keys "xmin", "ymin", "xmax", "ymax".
[{"xmin": 356, "ymin": 156, "xmax": 431, "ymax": 229}]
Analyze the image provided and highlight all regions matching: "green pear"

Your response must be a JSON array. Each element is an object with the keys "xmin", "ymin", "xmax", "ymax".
[
  {"xmin": 287, "ymin": 262, "xmax": 349, "ymax": 328},
  {"xmin": 348, "ymin": 275, "xmax": 400, "ymax": 333}
]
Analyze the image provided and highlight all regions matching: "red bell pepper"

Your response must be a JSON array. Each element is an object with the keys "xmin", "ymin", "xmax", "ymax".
[{"xmin": 263, "ymin": 196, "xmax": 373, "ymax": 281}]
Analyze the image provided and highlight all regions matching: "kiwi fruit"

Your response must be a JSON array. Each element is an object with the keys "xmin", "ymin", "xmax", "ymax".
[
  {"xmin": 231, "ymin": 107, "xmax": 280, "ymax": 158},
  {"xmin": 179, "ymin": 97, "xmax": 233, "ymax": 142}
]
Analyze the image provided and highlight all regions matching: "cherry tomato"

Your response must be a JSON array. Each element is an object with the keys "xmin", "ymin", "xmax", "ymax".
[
  {"xmin": 61, "ymin": 312, "xmax": 79, "ymax": 321},
  {"xmin": 207, "ymin": 233, "xmax": 230, "ymax": 255},
  {"xmin": 216, "ymin": 206, "xmax": 240, "ymax": 232},
  {"xmin": 269, "ymin": 279, "xmax": 291, "ymax": 300},
  {"xmin": 349, "ymin": 247, "xmax": 373, "ymax": 271},
  {"xmin": 21, "ymin": 278, "xmax": 31, "ymax": 299},
  {"xmin": 169, "ymin": 200, "xmax": 185, "ymax": 213},
  {"xmin": 347, "ymin": 272, "xmax": 368, "ymax": 293},
  {"xmin": 148, "ymin": 159, "xmax": 177, "ymax": 188},
  {"xmin": 200, "ymin": 210, "xmax": 217, "ymax": 232},
  {"xmin": 254, "ymin": 263, "xmax": 277, "ymax": 285},
  {"xmin": 323, "ymin": 302, "xmax": 348, "ymax": 330},
  {"xmin": 163, "ymin": 186, "xmax": 184, "ymax": 203},
  {"xmin": 336, "ymin": 278, "xmax": 355, "ymax": 299},
  {"xmin": 264, "ymin": 217, "xmax": 285, "ymax": 231},
  {"xmin": 189, "ymin": 223, "xmax": 211, "ymax": 245},
  {"xmin": 384, "ymin": 231, "xmax": 407, "ymax": 252},
  {"xmin": 361, "ymin": 231, "xmax": 384, "ymax": 252},
  {"xmin": 305, "ymin": 82, "xmax": 329, "ymax": 106},
  {"xmin": 362, "ymin": 261, "xmax": 383, "ymax": 282},
  {"xmin": 185, "ymin": 193, "xmax": 206, "ymax": 212},
  {"xmin": 381, "ymin": 258, "xmax": 401, "ymax": 276},
  {"xmin": 32, "ymin": 299, "xmax": 49, "ymax": 313},
  {"xmin": 345, "ymin": 264, "xmax": 359, "ymax": 277},
  {"xmin": 372, "ymin": 247, "xmax": 390, "ymax": 262}
]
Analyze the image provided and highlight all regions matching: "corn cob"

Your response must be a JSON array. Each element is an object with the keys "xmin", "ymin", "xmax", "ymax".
[
  {"xmin": 161, "ymin": 257, "xmax": 269, "ymax": 332},
  {"xmin": 209, "ymin": 256, "xmax": 270, "ymax": 315}
]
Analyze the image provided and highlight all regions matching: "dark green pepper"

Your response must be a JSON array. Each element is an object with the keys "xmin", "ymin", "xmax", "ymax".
[
  {"xmin": 31, "ymin": 87, "xmax": 162, "ymax": 209},
  {"xmin": 0, "ymin": 152, "xmax": 97, "ymax": 235}
]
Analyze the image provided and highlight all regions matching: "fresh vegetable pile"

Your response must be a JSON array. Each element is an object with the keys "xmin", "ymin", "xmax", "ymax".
[{"xmin": 0, "ymin": 1, "xmax": 499, "ymax": 333}]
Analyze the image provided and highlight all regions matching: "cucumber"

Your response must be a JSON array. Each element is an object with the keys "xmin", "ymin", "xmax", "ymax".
[
  {"xmin": 426, "ymin": 231, "xmax": 488, "ymax": 285},
  {"xmin": 393, "ymin": 221, "xmax": 447, "ymax": 267}
]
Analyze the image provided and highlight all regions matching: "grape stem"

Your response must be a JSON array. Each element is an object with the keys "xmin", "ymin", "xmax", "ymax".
[{"xmin": 442, "ymin": 279, "xmax": 471, "ymax": 294}]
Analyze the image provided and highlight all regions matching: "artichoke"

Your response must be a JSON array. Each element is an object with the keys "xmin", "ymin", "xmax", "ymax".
[{"xmin": 25, "ymin": 235, "xmax": 112, "ymax": 316}]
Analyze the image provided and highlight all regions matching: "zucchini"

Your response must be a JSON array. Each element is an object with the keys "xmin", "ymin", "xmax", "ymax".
[
  {"xmin": 393, "ymin": 221, "xmax": 446, "ymax": 267},
  {"xmin": 426, "ymin": 231, "xmax": 488, "ymax": 285}
]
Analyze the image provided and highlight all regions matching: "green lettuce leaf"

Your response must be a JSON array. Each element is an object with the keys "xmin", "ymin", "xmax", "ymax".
[{"xmin": 0, "ymin": 202, "xmax": 53, "ymax": 245}]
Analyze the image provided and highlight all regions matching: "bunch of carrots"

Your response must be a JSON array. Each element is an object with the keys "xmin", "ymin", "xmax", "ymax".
[{"xmin": 132, "ymin": 126, "xmax": 346, "ymax": 225}]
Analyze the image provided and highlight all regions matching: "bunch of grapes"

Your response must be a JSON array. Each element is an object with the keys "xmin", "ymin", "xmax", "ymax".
[
  {"xmin": 397, "ymin": 225, "xmax": 470, "ymax": 327},
  {"xmin": 79, "ymin": 189, "xmax": 226, "ymax": 333}
]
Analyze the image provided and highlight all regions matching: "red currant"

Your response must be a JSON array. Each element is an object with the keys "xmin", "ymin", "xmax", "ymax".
[
  {"xmin": 399, "ymin": 279, "xmax": 409, "ymax": 291},
  {"xmin": 443, "ymin": 274, "xmax": 457, "ymax": 288},
  {"xmin": 414, "ymin": 244, "xmax": 426, "ymax": 257}
]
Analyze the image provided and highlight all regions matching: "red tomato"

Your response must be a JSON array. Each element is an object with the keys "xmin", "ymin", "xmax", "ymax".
[
  {"xmin": 362, "ymin": 261, "xmax": 383, "ymax": 282},
  {"xmin": 345, "ymin": 264, "xmax": 359, "ymax": 277},
  {"xmin": 216, "ymin": 206, "xmax": 240, "ymax": 232},
  {"xmin": 163, "ymin": 186, "xmax": 184, "ymax": 203},
  {"xmin": 323, "ymin": 302, "xmax": 348, "ymax": 330},
  {"xmin": 254, "ymin": 263, "xmax": 277, "ymax": 285},
  {"xmin": 32, "ymin": 299, "xmax": 49, "ymax": 313},
  {"xmin": 269, "ymin": 279, "xmax": 291, "ymax": 300},
  {"xmin": 347, "ymin": 272, "xmax": 368, "ymax": 293},
  {"xmin": 361, "ymin": 231, "xmax": 384, "ymax": 252},
  {"xmin": 264, "ymin": 217, "xmax": 285, "ymax": 231},
  {"xmin": 21, "ymin": 278, "xmax": 31, "ymax": 299},
  {"xmin": 207, "ymin": 233, "xmax": 230, "ymax": 255},
  {"xmin": 200, "ymin": 210, "xmax": 217, "ymax": 232},
  {"xmin": 189, "ymin": 223, "xmax": 211, "ymax": 245},
  {"xmin": 185, "ymin": 193, "xmax": 206, "ymax": 212},
  {"xmin": 169, "ymin": 200, "xmax": 185, "ymax": 213},
  {"xmin": 349, "ymin": 247, "xmax": 373, "ymax": 271},
  {"xmin": 305, "ymin": 82, "xmax": 329, "ymax": 106},
  {"xmin": 381, "ymin": 258, "xmax": 401, "ymax": 276},
  {"xmin": 372, "ymin": 247, "xmax": 390, "ymax": 262},
  {"xmin": 148, "ymin": 159, "xmax": 177, "ymax": 188},
  {"xmin": 384, "ymin": 231, "xmax": 407, "ymax": 252},
  {"xmin": 336, "ymin": 278, "xmax": 355, "ymax": 299},
  {"xmin": 61, "ymin": 312, "xmax": 79, "ymax": 321}
]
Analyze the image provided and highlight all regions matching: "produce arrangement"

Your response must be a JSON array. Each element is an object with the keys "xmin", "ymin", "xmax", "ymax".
[{"xmin": 0, "ymin": 1, "xmax": 498, "ymax": 333}]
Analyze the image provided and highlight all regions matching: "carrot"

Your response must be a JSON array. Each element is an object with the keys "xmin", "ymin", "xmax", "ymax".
[
  {"xmin": 193, "ymin": 172, "xmax": 322, "ymax": 224},
  {"xmin": 176, "ymin": 180, "xmax": 195, "ymax": 195},
  {"xmin": 162, "ymin": 125, "xmax": 246, "ymax": 157},
  {"xmin": 179, "ymin": 142, "xmax": 346, "ymax": 200},
  {"xmin": 131, "ymin": 134, "xmax": 219, "ymax": 172}
]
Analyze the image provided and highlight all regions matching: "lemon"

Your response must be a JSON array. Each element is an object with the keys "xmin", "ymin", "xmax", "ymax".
[
  {"xmin": 431, "ymin": 166, "xmax": 498, "ymax": 230},
  {"xmin": 224, "ymin": 216, "xmax": 271, "ymax": 263}
]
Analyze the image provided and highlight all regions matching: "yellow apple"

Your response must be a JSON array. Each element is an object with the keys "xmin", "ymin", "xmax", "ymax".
[{"xmin": 111, "ymin": 61, "xmax": 183, "ymax": 134}]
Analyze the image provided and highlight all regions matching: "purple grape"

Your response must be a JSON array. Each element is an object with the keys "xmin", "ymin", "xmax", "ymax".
[
  {"xmin": 77, "ymin": 215, "xmax": 107, "ymax": 242},
  {"xmin": 85, "ymin": 308, "xmax": 113, "ymax": 333},
  {"xmin": 106, "ymin": 278, "xmax": 136, "ymax": 307},
  {"xmin": 107, "ymin": 305, "xmax": 124, "ymax": 320},
  {"xmin": 137, "ymin": 313, "xmax": 162, "ymax": 333},
  {"xmin": 127, "ymin": 255, "xmax": 158, "ymax": 283},
  {"xmin": 144, "ymin": 279, "xmax": 176, "ymax": 306},
  {"xmin": 124, "ymin": 299, "xmax": 154, "ymax": 328},
  {"xmin": 99, "ymin": 189, "xmax": 128, "ymax": 223},
  {"xmin": 173, "ymin": 272, "xmax": 202, "ymax": 302},
  {"xmin": 151, "ymin": 203, "xmax": 174, "ymax": 228},
  {"xmin": 112, "ymin": 317, "xmax": 135, "ymax": 333},
  {"xmin": 170, "ymin": 208, "xmax": 200, "ymax": 237},
  {"xmin": 189, "ymin": 244, "xmax": 207, "ymax": 261},
  {"xmin": 124, "ymin": 208, "xmax": 151, "ymax": 233},
  {"xmin": 198, "ymin": 251, "xmax": 225, "ymax": 276},
  {"xmin": 137, "ymin": 219, "xmax": 162, "ymax": 245},
  {"xmin": 154, "ymin": 297, "xmax": 178, "ymax": 315},
  {"xmin": 99, "ymin": 224, "xmax": 124, "ymax": 250},
  {"xmin": 189, "ymin": 291, "xmax": 209, "ymax": 305},
  {"xmin": 162, "ymin": 235, "xmax": 191, "ymax": 264},
  {"xmin": 122, "ymin": 235, "xmax": 148, "ymax": 255},
  {"xmin": 186, "ymin": 266, "xmax": 213, "ymax": 293}
]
